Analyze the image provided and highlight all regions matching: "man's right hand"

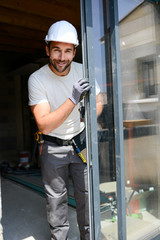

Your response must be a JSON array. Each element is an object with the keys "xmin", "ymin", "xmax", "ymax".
[{"xmin": 69, "ymin": 78, "xmax": 91, "ymax": 105}]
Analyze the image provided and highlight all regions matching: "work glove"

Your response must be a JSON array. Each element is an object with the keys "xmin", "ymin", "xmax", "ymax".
[{"xmin": 69, "ymin": 78, "xmax": 91, "ymax": 105}]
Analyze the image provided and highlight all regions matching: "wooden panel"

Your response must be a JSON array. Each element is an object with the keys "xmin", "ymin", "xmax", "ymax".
[
  {"xmin": 0, "ymin": 35, "xmax": 44, "ymax": 49},
  {"xmin": 0, "ymin": 23, "xmax": 46, "ymax": 40},
  {"xmin": 0, "ymin": 0, "xmax": 80, "ymax": 26},
  {"xmin": 0, "ymin": 44, "xmax": 44, "ymax": 54},
  {"xmin": 123, "ymin": 119, "xmax": 153, "ymax": 128},
  {"xmin": 0, "ymin": 6, "xmax": 54, "ymax": 31}
]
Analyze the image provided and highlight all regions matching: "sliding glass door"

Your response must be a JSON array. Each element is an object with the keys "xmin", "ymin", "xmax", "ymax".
[{"xmin": 80, "ymin": 0, "xmax": 160, "ymax": 239}]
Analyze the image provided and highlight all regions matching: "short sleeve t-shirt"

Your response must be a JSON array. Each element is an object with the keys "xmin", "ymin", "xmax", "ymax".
[{"xmin": 28, "ymin": 61, "xmax": 100, "ymax": 140}]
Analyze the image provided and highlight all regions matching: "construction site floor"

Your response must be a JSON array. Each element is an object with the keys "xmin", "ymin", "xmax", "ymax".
[{"xmin": 0, "ymin": 175, "xmax": 80, "ymax": 240}]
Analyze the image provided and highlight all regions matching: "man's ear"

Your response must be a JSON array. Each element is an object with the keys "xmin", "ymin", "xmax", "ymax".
[{"xmin": 45, "ymin": 45, "xmax": 50, "ymax": 56}]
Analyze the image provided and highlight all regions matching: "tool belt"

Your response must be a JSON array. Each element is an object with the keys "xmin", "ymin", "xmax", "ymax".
[
  {"xmin": 35, "ymin": 129, "xmax": 86, "ymax": 163},
  {"xmin": 43, "ymin": 134, "xmax": 72, "ymax": 146},
  {"xmin": 42, "ymin": 129, "xmax": 86, "ymax": 150}
]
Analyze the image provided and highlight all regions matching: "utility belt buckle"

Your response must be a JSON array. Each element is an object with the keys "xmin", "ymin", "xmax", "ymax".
[{"xmin": 34, "ymin": 131, "xmax": 44, "ymax": 144}]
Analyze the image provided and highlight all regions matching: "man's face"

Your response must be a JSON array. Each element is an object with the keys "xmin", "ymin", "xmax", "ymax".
[{"xmin": 46, "ymin": 41, "xmax": 76, "ymax": 76}]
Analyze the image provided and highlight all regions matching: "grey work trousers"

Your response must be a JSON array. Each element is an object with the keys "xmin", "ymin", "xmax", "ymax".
[{"xmin": 40, "ymin": 140, "xmax": 89, "ymax": 240}]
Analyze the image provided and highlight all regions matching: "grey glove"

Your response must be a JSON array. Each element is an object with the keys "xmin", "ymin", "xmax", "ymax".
[{"xmin": 70, "ymin": 78, "xmax": 91, "ymax": 105}]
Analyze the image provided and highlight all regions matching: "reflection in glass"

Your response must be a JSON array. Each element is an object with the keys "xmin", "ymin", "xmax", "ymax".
[
  {"xmin": 120, "ymin": 1, "xmax": 160, "ymax": 239},
  {"xmin": 92, "ymin": 0, "xmax": 118, "ymax": 239},
  {"xmin": 92, "ymin": 0, "xmax": 160, "ymax": 239},
  {"xmin": 90, "ymin": 0, "xmax": 160, "ymax": 238}
]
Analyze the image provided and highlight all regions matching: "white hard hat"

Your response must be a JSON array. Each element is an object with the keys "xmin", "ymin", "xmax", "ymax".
[{"xmin": 45, "ymin": 20, "xmax": 79, "ymax": 47}]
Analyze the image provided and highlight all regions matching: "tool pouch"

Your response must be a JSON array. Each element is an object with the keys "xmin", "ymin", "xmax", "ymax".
[
  {"xmin": 34, "ymin": 131, "xmax": 44, "ymax": 144},
  {"xmin": 73, "ymin": 129, "xmax": 86, "ymax": 151},
  {"xmin": 73, "ymin": 129, "xmax": 87, "ymax": 162}
]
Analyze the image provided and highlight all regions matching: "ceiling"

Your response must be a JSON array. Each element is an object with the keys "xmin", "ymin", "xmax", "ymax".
[{"xmin": 0, "ymin": 0, "xmax": 81, "ymax": 57}]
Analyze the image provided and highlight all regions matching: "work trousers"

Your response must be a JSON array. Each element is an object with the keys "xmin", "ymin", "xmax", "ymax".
[{"xmin": 40, "ymin": 140, "xmax": 89, "ymax": 240}]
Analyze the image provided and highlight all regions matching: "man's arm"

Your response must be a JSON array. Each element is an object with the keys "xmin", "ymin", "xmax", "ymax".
[
  {"xmin": 96, "ymin": 93, "xmax": 103, "ymax": 117},
  {"xmin": 32, "ymin": 93, "xmax": 103, "ymax": 135},
  {"xmin": 30, "ymin": 78, "xmax": 91, "ymax": 135},
  {"xmin": 31, "ymin": 98, "xmax": 75, "ymax": 135}
]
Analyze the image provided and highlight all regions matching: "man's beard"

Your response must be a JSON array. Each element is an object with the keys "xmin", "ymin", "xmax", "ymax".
[{"xmin": 49, "ymin": 59, "xmax": 72, "ymax": 73}]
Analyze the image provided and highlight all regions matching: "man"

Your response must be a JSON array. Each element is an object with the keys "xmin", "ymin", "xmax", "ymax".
[{"xmin": 28, "ymin": 20, "xmax": 102, "ymax": 240}]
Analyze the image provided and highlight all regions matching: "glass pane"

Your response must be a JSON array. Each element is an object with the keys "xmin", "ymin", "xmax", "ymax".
[
  {"xmin": 91, "ymin": 1, "xmax": 118, "ymax": 239},
  {"xmin": 119, "ymin": 0, "xmax": 160, "ymax": 239}
]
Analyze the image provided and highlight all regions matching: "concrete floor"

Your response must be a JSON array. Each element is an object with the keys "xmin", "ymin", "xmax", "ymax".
[
  {"xmin": 2, "ymin": 174, "xmax": 160, "ymax": 240},
  {"xmin": 0, "ymin": 176, "xmax": 80, "ymax": 240}
]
